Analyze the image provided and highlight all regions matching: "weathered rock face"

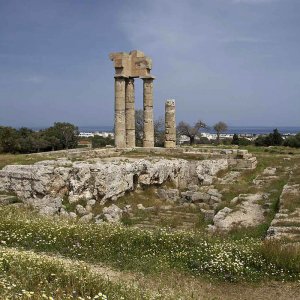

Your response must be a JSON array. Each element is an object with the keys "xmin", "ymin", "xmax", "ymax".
[
  {"xmin": 253, "ymin": 167, "xmax": 278, "ymax": 186},
  {"xmin": 218, "ymin": 171, "xmax": 241, "ymax": 185},
  {"xmin": 27, "ymin": 195, "xmax": 64, "ymax": 217},
  {"xmin": 0, "ymin": 158, "xmax": 194, "ymax": 204},
  {"xmin": 156, "ymin": 188, "xmax": 180, "ymax": 202},
  {"xmin": 103, "ymin": 204, "xmax": 123, "ymax": 223},
  {"xmin": 0, "ymin": 158, "xmax": 236, "ymax": 206},
  {"xmin": 196, "ymin": 159, "xmax": 228, "ymax": 185},
  {"xmin": 210, "ymin": 193, "xmax": 267, "ymax": 231},
  {"xmin": 267, "ymin": 183, "xmax": 300, "ymax": 240}
]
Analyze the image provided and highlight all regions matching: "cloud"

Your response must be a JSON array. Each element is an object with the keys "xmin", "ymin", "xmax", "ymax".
[
  {"xmin": 232, "ymin": 0, "xmax": 278, "ymax": 3},
  {"xmin": 218, "ymin": 37, "xmax": 267, "ymax": 43},
  {"xmin": 23, "ymin": 75, "xmax": 45, "ymax": 84}
]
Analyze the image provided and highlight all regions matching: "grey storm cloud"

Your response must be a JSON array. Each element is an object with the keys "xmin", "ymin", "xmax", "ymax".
[{"xmin": 0, "ymin": 0, "xmax": 299, "ymax": 127}]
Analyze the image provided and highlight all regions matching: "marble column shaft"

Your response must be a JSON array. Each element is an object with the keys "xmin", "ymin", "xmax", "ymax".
[
  {"xmin": 165, "ymin": 99, "xmax": 176, "ymax": 148},
  {"xmin": 142, "ymin": 78, "xmax": 154, "ymax": 147},
  {"xmin": 114, "ymin": 76, "xmax": 126, "ymax": 148},
  {"xmin": 125, "ymin": 78, "xmax": 135, "ymax": 148}
]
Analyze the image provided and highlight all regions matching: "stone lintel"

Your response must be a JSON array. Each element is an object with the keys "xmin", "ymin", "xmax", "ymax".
[{"xmin": 110, "ymin": 50, "xmax": 154, "ymax": 78}]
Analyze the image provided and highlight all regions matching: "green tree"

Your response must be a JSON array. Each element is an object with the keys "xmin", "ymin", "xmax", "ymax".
[
  {"xmin": 238, "ymin": 138, "xmax": 252, "ymax": 146},
  {"xmin": 255, "ymin": 135, "xmax": 267, "ymax": 146},
  {"xmin": 284, "ymin": 133, "xmax": 300, "ymax": 148},
  {"xmin": 0, "ymin": 126, "xmax": 19, "ymax": 153},
  {"xmin": 45, "ymin": 122, "xmax": 79, "ymax": 150},
  {"xmin": 255, "ymin": 129, "xmax": 283, "ymax": 147},
  {"xmin": 92, "ymin": 135, "xmax": 114, "ymax": 148},
  {"xmin": 271, "ymin": 128, "xmax": 283, "ymax": 146},
  {"xmin": 231, "ymin": 133, "xmax": 239, "ymax": 145},
  {"xmin": 177, "ymin": 120, "xmax": 208, "ymax": 145},
  {"xmin": 213, "ymin": 121, "xmax": 228, "ymax": 144},
  {"xmin": 31, "ymin": 131, "xmax": 49, "ymax": 152},
  {"xmin": 16, "ymin": 127, "xmax": 33, "ymax": 153},
  {"xmin": 43, "ymin": 128, "xmax": 60, "ymax": 151}
]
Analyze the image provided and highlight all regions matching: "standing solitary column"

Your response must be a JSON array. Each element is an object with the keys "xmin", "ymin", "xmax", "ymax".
[
  {"xmin": 114, "ymin": 76, "xmax": 126, "ymax": 148},
  {"xmin": 165, "ymin": 99, "xmax": 176, "ymax": 148},
  {"xmin": 125, "ymin": 78, "xmax": 135, "ymax": 148},
  {"xmin": 142, "ymin": 77, "xmax": 155, "ymax": 147}
]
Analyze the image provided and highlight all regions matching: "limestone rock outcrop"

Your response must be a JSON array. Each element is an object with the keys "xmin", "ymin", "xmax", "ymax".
[
  {"xmin": 267, "ymin": 183, "xmax": 300, "ymax": 240},
  {"xmin": 0, "ymin": 158, "xmax": 193, "ymax": 205},
  {"xmin": 210, "ymin": 193, "xmax": 267, "ymax": 231},
  {"xmin": 0, "ymin": 155, "xmax": 258, "ymax": 224},
  {"xmin": 103, "ymin": 204, "xmax": 123, "ymax": 223},
  {"xmin": 196, "ymin": 159, "xmax": 228, "ymax": 185}
]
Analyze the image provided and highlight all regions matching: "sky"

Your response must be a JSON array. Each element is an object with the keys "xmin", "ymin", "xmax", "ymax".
[{"xmin": 0, "ymin": 0, "xmax": 299, "ymax": 128}]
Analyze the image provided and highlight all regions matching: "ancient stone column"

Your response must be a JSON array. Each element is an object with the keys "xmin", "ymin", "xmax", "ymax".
[
  {"xmin": 142, "ymin": 77, "xmax": 155, "ymax": 147},
  {"xmin": 114, "ymin": 76, "xmax": 126, "ymax": 148},
  {"xmin": 125, "ymin": 78, "xmax": 135, "ymax": 148},
  {"xmin": 165, "ymin": 99, "xmax": 176, "ymax": 148}
]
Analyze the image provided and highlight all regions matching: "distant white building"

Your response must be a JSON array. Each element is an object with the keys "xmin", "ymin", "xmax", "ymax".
[
  {"xmin": 178, "ymin": 135, "xmax": 190, "ymax": 144},
  {"xmin": 94, "ymin": 132, "xmax": 114, "ymax": 138},
  {"xmin": 79, "ymin": 132, "xmax": 94, "ymax": 138},
  {"xmin": 78, "ymin": 131, "xmax": 114, "ymax": 138}
]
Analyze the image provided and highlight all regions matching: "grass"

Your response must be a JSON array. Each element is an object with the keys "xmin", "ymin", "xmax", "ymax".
[
  {"xmin": 157, "ymin": 215, "xmax": 184, "ymax": 228},
  {"xmin": 116, "ymin": 186, "xmax": 163, "ymax": 209},
  {"xmin": 281, "ymin": 193, "xmax": 300, "ymax": 213},
  {"xmin": 62, "ymin": 196, "xmax": 87, "ymax": 213},
  {"xmin": 241, "ymin": 145, "xmax": 300, "ymax": 155},
  {"xmin": 0, "ymin": 247, "xmax": 150, "ymax": 300},
  {"xmin": 224, "ymin": 178, "xmax": 286, "ymax": 239},
  {"xmin": 0, "ymin": 153, "xmax": 53, "ymax": 170},
  {"xmin": 194, "ymin": 213, "xmax": 213, "ymax": 230},
  {"xmin": 1, "ymin": 206, "xmax": 300, "ymax": 283},
  {"xmin": 1, "ymin": 146, "xmax": 300, "ymax": 298},
  {"xmin": 122, "ymin": 149, "xmax": 206, "ymax": 161},
  {"xmin": 211, "ymin": 152, "xmax": 293, "ymax": 239}
]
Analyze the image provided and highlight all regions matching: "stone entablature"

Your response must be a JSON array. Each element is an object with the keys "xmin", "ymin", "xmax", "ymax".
[{"xmin": 109, "ymin": 50, "xmax": 152, "ymax": 78}]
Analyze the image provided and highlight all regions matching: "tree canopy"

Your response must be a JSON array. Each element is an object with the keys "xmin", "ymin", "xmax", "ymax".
[
  {"xmin": 0, "ymin": 122, "xmax": 79, "ymax": 154},
  {"xmin": 177, "ymin": 120, "xmax": 207, "ymax": 145},
  {"xmin": 255, "ymin": 129, "xmax": 283, "ymax": 147},
  {"xmin": 213, "ymin": 121, "xmax": 228, "ymax": 144}
]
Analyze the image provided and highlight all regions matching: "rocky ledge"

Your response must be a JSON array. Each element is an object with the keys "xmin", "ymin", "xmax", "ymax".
[
  {"xmin": 0, "ymin": 154, "xmax": 256, "ymax": 222},
  {"xmin": 0, "ymin": 157, "xmax": 230, "ymax": 203}
]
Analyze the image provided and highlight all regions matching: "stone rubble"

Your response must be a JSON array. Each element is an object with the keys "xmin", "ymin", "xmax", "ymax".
[
  {"xmin": 267, "ymin": 183, "xmax": 300, "ymax": 240},
  {"xmin": 218, "ymin": 171, "xmax": 241, "ymax": 184},
  {"xmin": 209, "ymin": 193, "xmax": 267, "ymax": 231},
  {"xmin": 103, "ymin": 204, "xmax": 123, "ymax": 223},
  {"xmin": 196, "ymin": 159, "xmax": 228, "ymax": 185},
  {"xmin": 253, "ymin": 167, "xmax": 278, "ymax": 186}
]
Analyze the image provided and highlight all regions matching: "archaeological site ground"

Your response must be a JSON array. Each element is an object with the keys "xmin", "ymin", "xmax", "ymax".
[
  {"xmin": 0, "ymin": 142, "xmax": 300, "ymax": 299},
  {"xmin": 0, "ymin": 51, "xmax": 300, "ymax": 300}
]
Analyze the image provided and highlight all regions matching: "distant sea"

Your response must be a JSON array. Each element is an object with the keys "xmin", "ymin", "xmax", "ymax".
[
  {"xmin": 78, "ymin": 126, "xmax": 300, "ymax": 135},
  {"xmin": 29, "ymin": 126, "xmax": 300, "ymax": 135}
]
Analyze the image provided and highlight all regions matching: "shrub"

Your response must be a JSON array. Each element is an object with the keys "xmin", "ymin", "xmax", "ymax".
[
  {"xmin": 255, "ymin": 129, "xmax": 283, "ymax": 147},
  {"xmin": 284, "ymin": 133, "xmax": 300, "ymax": 148},
  {"xmin": 92, "ymin": 135, "xmax": 114, "ymax": 148}
]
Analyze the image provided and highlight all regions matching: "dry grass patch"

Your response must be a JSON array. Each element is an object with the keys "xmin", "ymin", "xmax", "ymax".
[{"xmin": 0, "ymin": 153, "xmax": 55, "ymax": 169}]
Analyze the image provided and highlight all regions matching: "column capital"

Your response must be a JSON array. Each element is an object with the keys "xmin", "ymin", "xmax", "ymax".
[
  {"xmin": 141, "ymin": 75, "xmax": 155, "ymax": 80},
  {"xmin": 126, "ymin": 77, "xmax": 135, "ymax": 83},
  {"xmin": 114, "ymin": 75, "xmax": 129, "ymax": 79}
]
